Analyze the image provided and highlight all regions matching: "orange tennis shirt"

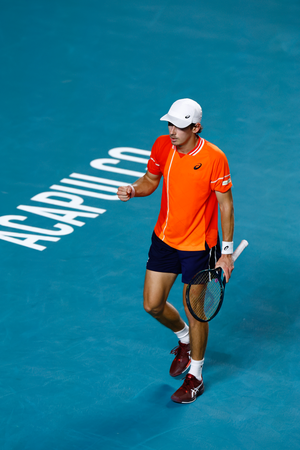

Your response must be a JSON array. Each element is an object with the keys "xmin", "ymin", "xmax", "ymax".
[{"xmin": 147, "ymin": 135, "xmax": 232, "ymax": 251}]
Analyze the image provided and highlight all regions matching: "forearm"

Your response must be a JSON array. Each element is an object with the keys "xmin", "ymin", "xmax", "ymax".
[
  {"xmin": 215, "ymin": 189, "xmax": 235, "ymax": 280},
  {"xmin": 216, "ymin": 189, "xmax": 234, "ymax": 242},
  {"xmin": 219, "ymin": 202, "xmax": 234, "ymax": 242},
  {"xmin": 216, "ymin": 208, "xmax": 234, "ymax": 280},
  {"xmin": 117, "ymin": 171, "xmax": 161, "ymax": 202},
  {"xmin": 131, "ymin": 172, "xmax": 161, "ymax": 197}
]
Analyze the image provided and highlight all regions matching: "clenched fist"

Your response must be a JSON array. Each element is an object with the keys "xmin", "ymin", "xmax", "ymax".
[{"xmin": 117, "ymin": 185, "xmax": 135, "ymax": 202}]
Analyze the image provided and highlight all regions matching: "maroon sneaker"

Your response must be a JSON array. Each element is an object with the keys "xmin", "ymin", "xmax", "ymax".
[
  {"xmin": 171, "ymin": 374, "xmax": 204, "ymax": 404},
  {"xmin": 169, "ymin": 341, "xmax": 191, "ymax": 378}
]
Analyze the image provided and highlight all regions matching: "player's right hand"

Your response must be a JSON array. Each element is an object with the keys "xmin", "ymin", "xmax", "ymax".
[
  {"xmin": 215, "ymin": 254, "xmax": 234, "ymax": 282},
  {"xmin": 117, "ymin": 185, "xmax": 133, "ymax": 202}
]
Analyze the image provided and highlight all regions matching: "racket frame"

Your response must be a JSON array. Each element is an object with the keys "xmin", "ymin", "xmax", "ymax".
[
  {"xmin": 185, "ymin": 240, "xmax": 248, "ymax": 323},
  {"xmin": 186, "ymin": 267, "xmax": 225, "ymax": 323}
]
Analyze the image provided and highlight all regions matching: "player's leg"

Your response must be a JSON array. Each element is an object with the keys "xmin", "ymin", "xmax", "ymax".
[
  {"xmin": 171, "ymin": 244, "xmax": 217, "ymax": 403},
  {"xmin": 183, "ymin": 283, "xmax": 208, "ymax": 360},
  {"xmin": 176, "ymin": 242, "xmax": 220, "ymax": 364},
  {"xmin": 170, "ymin": 285, "xmax": 207, "ymax": 404},
  {"xmin": 143, "ymin": 269, "xmax": 191, "ymax": 377},
  {"xmin": 144, "ymin": 232, "xmax": 191, "ymax": 377},
  {"xmin": 143, "ymin": 269, "xmax": 184, "ymax": 331}
]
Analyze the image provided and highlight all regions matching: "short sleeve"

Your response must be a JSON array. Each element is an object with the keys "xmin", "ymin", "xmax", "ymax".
[
  {"xmin": 210, "ymin": 150, "xmax": 232, "ymax": 192},
  {"xmin": 147, "ymin": 137, "xmax": 164, "ymax": 175}
]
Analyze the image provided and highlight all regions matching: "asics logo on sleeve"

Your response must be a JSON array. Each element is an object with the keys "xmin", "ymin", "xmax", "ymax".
[{"xmin": 194, "ymin": 163, "xmax": 202, "ymax": 170}]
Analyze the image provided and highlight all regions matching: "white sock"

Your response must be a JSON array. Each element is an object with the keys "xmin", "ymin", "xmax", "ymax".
[
  {"xmin": 189, "ymin": 358, "xmax": 204, "ymax": 380},
  {"xmin": 174, "ymin": 323, "xmax": 189, "ymax": 344}
]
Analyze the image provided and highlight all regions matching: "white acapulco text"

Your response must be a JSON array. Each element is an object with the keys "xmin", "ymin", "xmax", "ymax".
[{"xmin": 0, "ymin": 148, "xmax": 150, "ymax": 251}]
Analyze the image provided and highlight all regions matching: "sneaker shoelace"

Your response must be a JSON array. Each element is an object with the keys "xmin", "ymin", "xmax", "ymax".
[
  {"xmin": 182, "ymin": 374, "xmax": 196, "ymax": 392},
  {"xmin": 170, "ymin": 342, "xmax": 186, "ymax": 357},
  {"xmin": 170, "ymin": 345, "xmax": 180, "ymax": 356}
]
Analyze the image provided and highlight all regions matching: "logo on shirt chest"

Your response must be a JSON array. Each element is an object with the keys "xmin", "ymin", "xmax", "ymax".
[{"xmin": 194, "ymin": 163, "xmax": 202, "ymax": 170}]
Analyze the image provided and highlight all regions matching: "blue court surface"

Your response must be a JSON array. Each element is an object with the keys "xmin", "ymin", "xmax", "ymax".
[{"xmin": 0, "ymin": 1, "xmax": 299, "ymax": 449}]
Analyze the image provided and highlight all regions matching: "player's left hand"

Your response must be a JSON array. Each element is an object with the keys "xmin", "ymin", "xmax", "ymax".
[{"xmin": 215, "ymin": 254, "xmax": 234, "ymax": 282}]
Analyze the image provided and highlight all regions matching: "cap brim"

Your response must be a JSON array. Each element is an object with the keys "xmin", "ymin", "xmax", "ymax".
[{"xmin": 160, "ymin": 114, "xmax": 192, "ymax": 129}]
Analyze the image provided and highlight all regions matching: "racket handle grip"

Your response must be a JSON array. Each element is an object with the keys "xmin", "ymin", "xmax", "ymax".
[{"xmin": 232, "ymin": 239, "xmax": 249, "ymax": 262}]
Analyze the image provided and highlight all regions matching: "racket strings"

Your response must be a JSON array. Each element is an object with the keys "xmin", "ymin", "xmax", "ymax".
[{"xmin": 188, "ymin": 270, "xmax": 223, "ymax": 321}]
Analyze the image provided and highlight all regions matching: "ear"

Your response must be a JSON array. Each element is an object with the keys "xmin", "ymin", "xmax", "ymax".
[{"xmin": 193, "ymin": 123, "xmax": 201, "ymax": 133}]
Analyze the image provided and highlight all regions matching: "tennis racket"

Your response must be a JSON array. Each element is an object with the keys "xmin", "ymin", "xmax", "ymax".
[{"xmin": 186, "ymin": 240, "xmax": 249, "ymax": 322}]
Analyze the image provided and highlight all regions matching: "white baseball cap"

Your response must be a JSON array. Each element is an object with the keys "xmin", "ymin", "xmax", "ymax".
[{"xmin": 160, "ymin": 98, "xmax": 202, "ymax": 128}]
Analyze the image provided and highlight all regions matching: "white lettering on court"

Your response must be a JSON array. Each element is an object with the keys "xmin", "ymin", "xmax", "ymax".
[{"xmin": 0, "ymin": 147, "xmax": 151, "ymax": 251}]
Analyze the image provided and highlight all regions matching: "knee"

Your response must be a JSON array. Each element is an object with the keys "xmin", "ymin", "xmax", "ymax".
[{"xmin": 143, "ymin": 298, "xmax": 164, "ymax": 318}]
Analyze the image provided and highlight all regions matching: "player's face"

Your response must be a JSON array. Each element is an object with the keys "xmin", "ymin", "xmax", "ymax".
[{"xmin": 168, "ymin": 122, "xmax": 198, "ymax": 151}]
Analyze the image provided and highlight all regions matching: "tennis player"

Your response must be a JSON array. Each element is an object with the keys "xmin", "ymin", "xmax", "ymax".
[{"xmin": 117, "ymin": 99, "xmax": 234, "ymax": 404}]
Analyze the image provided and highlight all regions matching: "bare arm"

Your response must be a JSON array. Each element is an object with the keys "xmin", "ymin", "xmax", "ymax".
[
  {"xmin": 215, "ymin": 189, "xmax": 235, "ymax": 281},
  {"xmin": 117, "ymin": 170, "xmax": 162, "ymax": 202}
]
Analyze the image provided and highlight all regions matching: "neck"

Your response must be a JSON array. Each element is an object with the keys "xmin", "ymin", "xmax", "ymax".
[{"xmin": 176, "ymin": 135, "xmax": 199, "ymax": 154}]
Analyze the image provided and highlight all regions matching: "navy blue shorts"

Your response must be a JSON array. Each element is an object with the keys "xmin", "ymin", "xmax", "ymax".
[{"xmin": 146, "ymin": 232, "xmax": 221, "ymax": 284}]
